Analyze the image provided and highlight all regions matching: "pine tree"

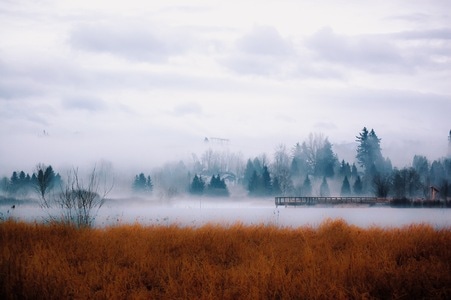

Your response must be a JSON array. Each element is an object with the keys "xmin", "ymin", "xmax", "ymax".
[
  {"xmin": 248, "ymin": 170, "xmax": 260, "ymax": 196},
  {"xmin": 353, "ymin": 176, "xmax": 363, "ymax": 195},
  {"xmin": 261, "ymin": 166, "xmax": 272, "ymax": 195},
  {"xmin": 341, "ymin": 176, "xmax": 351, "ymax": 196},
  {"xmin": 243, "ymin": 159, "xmax": 255, "ymax": 187},
  {"xmin": 339, "ymin": 160, "xmax": 352, "ymax": 178},
  {"xmin": 314, "ymin": 138, "xmax": 337, "ymax": 178},
  {"xmin": 302, "ymin": 175, "xmax": 312, "ymax": 197},
  {"xmin": 207, "ymin": 174, "xmax": 229, "ymax": 197},
  {"xmin": 9, "ymin": 171, "xmax": 19, "ymax": 194},
  {"xmin": 351, "ymin": 163, "xmax": 359, "ymax": 179},
  {"xmin": 356, "ymin": 127, "xmax": 384, "ymax": 173},
  {"xmin": 320, "ymin": 177, "xmax": 330, "ymax": 197},
  {"xmin": 190, "ymin": 174, "xmax": 205, "ymax": 195},
  {"xmin": 133, "ymin": 173, "xmax": 153, "ymax": 193}
]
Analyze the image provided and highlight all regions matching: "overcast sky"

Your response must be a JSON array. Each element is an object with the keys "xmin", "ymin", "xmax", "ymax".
[{"xmin": 1, "ymin": 0, "xmax": 450, "ymax": 173}]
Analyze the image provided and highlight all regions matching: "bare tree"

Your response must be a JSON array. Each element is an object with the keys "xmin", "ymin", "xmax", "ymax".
[
  {"xmin": 272, "ymin": 144, "xmax": 293, "ymax": 195},
  {"xmin": 38, "ymin": 167, "xmax": 113, "ymax": 228}
]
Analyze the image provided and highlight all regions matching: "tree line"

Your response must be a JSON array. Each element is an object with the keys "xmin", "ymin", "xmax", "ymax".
[
  {"xmin": 2, "ymin": 127, "xmax": 451, "ymax": 201},
  {"xmin": 0, "ymin": 165, "xmax": 61, "ymax": 198}
]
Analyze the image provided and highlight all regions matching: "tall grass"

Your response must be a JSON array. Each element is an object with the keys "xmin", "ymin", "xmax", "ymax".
[{"xmin": 1, "ymin": 220, "xmax": 450, "ymax": 299}]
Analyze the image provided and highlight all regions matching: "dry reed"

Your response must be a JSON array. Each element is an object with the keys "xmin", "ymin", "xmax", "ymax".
[{"xmin": 1, "ymin": 219, "xmax": 450, "ymax": 299}]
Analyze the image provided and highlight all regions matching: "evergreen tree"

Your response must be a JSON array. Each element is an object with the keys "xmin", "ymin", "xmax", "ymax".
[
  {"xmin": 353, "ymin": 176, "xmax": 363, "ymax": 195},
  {"xmin": 392, "ymin": 169, "xmax": 406, "ymax": 199},
  {"xmin": 248, "ymin": 170, "xmax": 260, "ymax": 196},
  {"xmin": 301, "ymin": 175, "xmax": 312, "ymax": 197},
  {"xmin": 412, "ymin": 155, "xmax": 429, "ymax": 183},
  {"xmin": 341, "ymin": 176, "xmax": 351, "ymax": 196},
  {"xmin": 261, "ymin": 166, "xmax": 272, "ymax": 195},
  {"xmin": 356, "ymin": 127, "xmax": 386, "ymax": 193},
  {"xmin": 133, "ymin": 173, "xmax": 153, "ymax": 193},
  {"xmin": 243, "ymin": 159, "xmax": 255, "ymax": 187},
  {"xmin": 247, "ymin": 166, "xmax": 272, "ymax": 196},
  {"xmin": 351, "ymin": 163, "xmax": 359, "ymax": 179},
  {"xmin": 320, "ymin": 177, "xmax": 330, "ymax": 197},
  {"xmin": 9, "ymin": 171, "xmax": 19, "ymax": 194},
  {"xmin": 189, "ymin": 174, "xmax": 205, "ymax": 195},
  {"xmin": 206, "ymin": 175, "xmax": 229, "ymax": 197},
  {"xmin": 314, "ymin": 138, "xmax": 337, "ymax": 178},
  {"xmin": 290, "ymin": 158, "xmax": 300, "ymax": 178},
  {"xmin": 430, "ymin": 160, "xmax": 445, "ymax": 187},
  {"xmin": 133, "ymin": 173, "xmax": 147, "ymax": 191},
  {"xmin": 339, "ymin": 160, "xmax": 351, "ymax": 178},
  {"xmin": 356, "ymin": 127, "xmax": 384, "ymax": 173},
  {"xmin": 253, "ymin": 157, "xmax": 263, "ymax": 175}
]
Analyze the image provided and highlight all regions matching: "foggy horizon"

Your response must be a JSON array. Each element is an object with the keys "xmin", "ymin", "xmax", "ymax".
[{"xmin": 1, "ymin": 0, "xmax": 450, "ymax": 175}]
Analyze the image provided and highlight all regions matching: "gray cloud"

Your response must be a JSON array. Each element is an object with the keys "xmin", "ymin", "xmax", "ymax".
[
  {"xmin": 384, "ymin": 13, "xmax": 431, "ymax": 23},
  {"xmin": 393, "ymin": 28, "xmax": 451, "ymax": 40},
  {"xmin": 305, "ymin": 27, "xmax": 408, "ymax": 73},
  {"xmin": 172, "ymin": 102, "xmax": 203, "ymax": 117},
  {"xmin": 236, "ymin": 26, "xmax": 294, "ymax": 56},
  {"xmin": 62, "ymin": 97, "xmax": 107, "ymax": 112},
  {"xmin": 222, "ymin": 26, "xmax": 296, "ymax": 77},
  {"xmin": 70, "ymin": 22, "xmax": 190, "ymax": 62}
]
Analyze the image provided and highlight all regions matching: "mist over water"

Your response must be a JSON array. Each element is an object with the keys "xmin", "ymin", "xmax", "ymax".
[{"xmin": 3, "ymin": 197, "xmax": 451, "ymax": 229}]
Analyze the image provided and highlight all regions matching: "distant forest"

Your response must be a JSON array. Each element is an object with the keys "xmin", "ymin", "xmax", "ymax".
[{"xmin": 1, "ymin": 127, "xmax": 451, "ymax": 201}]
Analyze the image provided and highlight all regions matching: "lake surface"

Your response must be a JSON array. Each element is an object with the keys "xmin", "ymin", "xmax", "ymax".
[{"xmin": 2, "ymin": 197, "xmax": 451, "ymax": 228}]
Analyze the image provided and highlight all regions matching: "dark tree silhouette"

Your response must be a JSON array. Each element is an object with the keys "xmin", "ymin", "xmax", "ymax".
[
  {"xmin": 320, "ymin": 177, "xmax": 330, "ymax": 197},
  {"xmin": 243, "ymin": 159, "xmax": 255, "ymax": 187},
  {"xmin": 341, "ymin": 176, "xmax": 351, "ymax": 196},
  {"xmin": 34, "ymin": 164, "xmax": 56, "ymax": 201},
  {"xmin": 356, "ymin": 127, "xmax": 384, "ymax": 172},
  {"xmin": 133, "ymin": 173, "xmax": 153, "ymax": 193},
  {"xmin": 339, "ymin": 160, "xmax": 351, "ymax": 178},
  {"xmin": 261, "ymin": 166, "xmax": 272, "ymax": 195},
  {"xmin": 353, "ymin": 176, "xmax": 363, "ymax": 195},
  {"xmin": 248, "ymin": 166, "xmax": 273, "ymax": 197},
  {"xmin": 301, "ymin": 175, "xmax": 312, "ymax": 197},
  {"xmin": 314, "ymin": 138, "xmax": 337, "ymax": 178},
  {"xmin": 248, "ymin": 170, "xmax": 260, "ymax": 196},
  {"xmin": 189, "ymin": 174, "xmax": 205, "ymax": 195},
  {"xmin": 206, "ymin": 175, "xmax": 229, "ymax": 197},
  {"xmin": 373, "ymin": 173, "xmax": 391, "ymax": 198}
]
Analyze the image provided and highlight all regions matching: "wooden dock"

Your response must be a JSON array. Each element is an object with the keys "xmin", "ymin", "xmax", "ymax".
[{"xmin": 275, "ymin": 196, "xmax": 388, "ymax": 207}]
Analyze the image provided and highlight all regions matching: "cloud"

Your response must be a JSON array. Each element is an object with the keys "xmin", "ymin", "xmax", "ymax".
[
  {"xmin": 384, "ymin": 13, "xmax": 431, "ymax": 23},
  {"xmin": 172, "ymin": 102, "xmax": 203, "ymax": 116},
  {"xmin": 236, "ymin": 26, "xmax": 294, "ymax": 56},
  {"xmin": 62, "ymin": 97, "xmax": 107, "ymax": 112},
  {"xmin": 304, "ymin": 27, "xmax": 451, "ymax": 74},
  {"xmin": 305, "ymin": 27, "xmax": 407, "ymax": 73},
  {"xmin": 393, "ymin": 28, "xmax": 451, "ymax": 40},
  {"xmin": 70, "ymin": 22, "xmax": 190, "ymax": 62},
  {"xmin": 222, "ymin": 26, "xmax": 296, "ymax": 77}
]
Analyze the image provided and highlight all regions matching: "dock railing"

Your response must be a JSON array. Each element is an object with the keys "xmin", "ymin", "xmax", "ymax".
[{"xmin": 275, "ymin": 196, "xmax": 386, "ymax": 207}]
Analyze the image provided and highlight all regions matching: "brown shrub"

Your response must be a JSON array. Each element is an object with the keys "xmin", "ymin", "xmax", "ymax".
[{"xmin": 1, "ymin": 219, "xmax": 450, "ymax": 299}]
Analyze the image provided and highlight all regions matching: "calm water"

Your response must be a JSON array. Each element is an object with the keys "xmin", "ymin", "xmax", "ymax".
[{"xmin": 2, "ymin": 197, "xmax": 451, "ymax": 228}]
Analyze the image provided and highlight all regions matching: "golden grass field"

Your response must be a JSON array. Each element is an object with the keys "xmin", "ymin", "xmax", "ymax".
[{"xmin": 1, "ymin": 219, "xmax": 450, "ymax": 299}]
